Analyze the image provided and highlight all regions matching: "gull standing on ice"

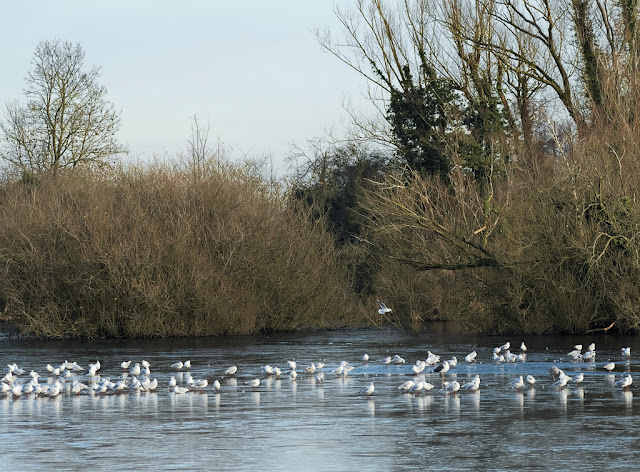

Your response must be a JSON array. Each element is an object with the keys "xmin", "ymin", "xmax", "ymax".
[
  {"xmin": 360, "ymin": 382, "xmax": 375, "ymax": 396},
  {"xmin": 247, "ymin": 378, "xmax": 261, "ymax": 390}
]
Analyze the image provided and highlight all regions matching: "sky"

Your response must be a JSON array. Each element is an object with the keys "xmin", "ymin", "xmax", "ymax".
[{"xmin": 0, "ymin": 1, "xmax": 375, "ymax": 176}]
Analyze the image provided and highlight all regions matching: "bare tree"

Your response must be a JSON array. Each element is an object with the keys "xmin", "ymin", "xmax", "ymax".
[{"xmin": 0, "ymin": 40, "xmax": 126, "ymax": 176}]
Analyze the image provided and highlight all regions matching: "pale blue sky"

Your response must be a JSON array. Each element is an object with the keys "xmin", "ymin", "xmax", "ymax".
[{"xmin": 1, "ymin": 1, "xmax": 372, "ymax": 175}]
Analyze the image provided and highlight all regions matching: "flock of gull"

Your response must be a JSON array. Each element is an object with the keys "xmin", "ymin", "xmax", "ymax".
[{"xmin": 0, "ymin": 336, "xmax": 635, "ymax": 401}]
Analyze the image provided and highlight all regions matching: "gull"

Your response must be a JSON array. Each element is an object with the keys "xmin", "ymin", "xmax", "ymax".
[
  {"xmin": 141, "ymin": 360, "xmax": 150, "ymax": 369},
  {"xmin": 510, "ymin": 376, "xmax": 524, "ymax": 390},
  {"xmin": 426, "ymin": 352, "xmax": 440, "ymax": 366},
  {"xmin": 567, "ymin": 349, "xmax": 582, "ymax": 360},
  {"xmin": 247, "ymin": 378, "xmax": 261, "ymax": 390},
  {"xmin": 515, "ymin": 353, "xmax": 526, "ymax": 362},
  {"xmin": 432, "ymin": 361, "xmax": 450, "ymax": 375},
  {"xmin": 582, "ymin": 351, "xmax": 596, "ymax": 361},
  {"xmin": 526, "ymin": 375, "xmax": 537, "ymax": 386},
  {"xmin": 398, "ymin": 380, "xmax": 415, "ymax": 391},
  {"xmin": 588, "ymin": 343, "xmax": 596, "ymax": 352},
  {"xmin": 360, "ymin": 382, "xmax": 375, "ymax": 396},
  {"xmin": 113, "ymin": 380, "xmax": 128, "ymax": 393},
  {"xmin": 492, "ymin": 353, "xmax": 505, "ymax": 363},
  {"xmin": 174, "ymin": 385, "xmax": 189, "ymax": 394},
  {"xmin": 520, "ymin": 342, "xmax": 527, "ymax": 352},
  {"xmin": 377, "ymin": 300, "xmax": 392, "ymax": 315},
  {"xmin": 11, "ymin": 384, "xmax": 22, "ymax": 397},
  {"xmin": 130, "ymin": 363, "xmax": 141, "ymax": 377},
  {"xmin": 130, "ymin": 377, "xmax": 142, "ymax": 391},
  {"xmin": 315, "ymin": 372, "xmax": 325, "ymax": 383},
  {"xmin": 446, "ymin": 357, "xmax": 458, "ymax": 368},
  {"xmin": 120, "ymin": 361, "xmax": 131, "ymax": 371},
  {"xmin": 224, "ymin": 366, "xmax": 237, "ymax": 376},
  {"xmin": 7, "ymin": 363, "xmax": 24, "ymax": 375},
  {"xmin": 462, "ymin": 375, "xmax": 481, "ymax": 391},
  {"xmin": 615, "ymin": 374, "xmax": 633, "ymax": 389},
  {"xmin": 362, "ymin": 354, "xmax": 369, "ymax": 362},
  {"xmin": 88, "ymin": 363, "xmax": 100, "ymax": 377},
  {"xmin": 603, "ymin": 362, "xmax": 616, "ymax": 372},
  {"xmin": 2, "ymin": 372, "xmax": 15, "ymax": 384},
  {"xmin": 622, "ymin": 347, "xmax": 631, "ymax": 357},
  {"xmin": 412, "ymin": 363, "xmax": 425, "ymax": 375},
  {"xmin": 273, "ymin": 367, "xmax": 282, "ymax": 377},
  {"xmin": 505, "ymin": 351, "xmax": 517, "ymax": 363},
  {"xmin": 289, "ymin": 370, "xmax": 297, "ymax": 380},
  {"xmin": 315, "ymin": 362, "xmax": 326, "ymax": 370},
  {"xmin": 170, "ymin": 361, "xmax": 184, "ymax": 371},
  {"xmin": 409, "ymin": 381, "xmax": 426, "ymax": 394},
  {"xmin": 146, "ymin": 379, "xmax": 158, "ymax": 391},
  {"xmin": 380, "ymin": 356, "xmax": 392, "ymax": 365},
  {"xmin": 499, "ymin": 342, "xmax": 511, "ymax": 351},
  {"xmin": 392, "ymin": 355, "xmax": 406, "ymax": 365},
  {"xmin": 287, "ymin": 361, "xmax": 297, "ymax": 370},
  {"xmin": 169, "ymin": 376, "xmax": 177, "ymax": 388},
  {"xmin": 70, "ymin": 362, "xmax": 83, "ymax": 372},
  {"xmin": 46, "ymin": 364, "xmax": 55, "ymax": 373},
  {"xmin": 553, "ymin": 374, "xmax": 570, "ymax": 389},
  {"xmin": 184, "ymin": 360, "xmax": 192, "ymax": 369},
  {"xmin": 464, "ymin": 351, "xmax": 477, "ymax": 363},
  {"xmin": 332, "ymin": 364, "xmax": 345, "ymax": 375},
  {"xmin": 571, "ymin": 373, "xmax": 584, "ymax": 384},
  {"xmin": 443, "ymin": 381, "xmax": 460, "ymax": 393},
  {"xmin": 549, "ymin": 366, "xmax": 561, "ymax": 378},
  {"xmin": 261, "ymin": 365, "xmax": 274, "ymax": 375},
  {"xmin": 29, "ymin": 371, "xmax": 40, "ymax": 380},
  {"xmin": 189, "ymin": 379, "xmax": 208, "ymax": 390},
  {"xmin": 48, "ymin": 382, "xmax": 63, "ymax": 397},
  {"xmin": 305, "ymin": 363, "xmax": 316, "ymax": 374},
  {"xmin": 213, "ymin": 380, "xmax": 221, "ymax": 391}
]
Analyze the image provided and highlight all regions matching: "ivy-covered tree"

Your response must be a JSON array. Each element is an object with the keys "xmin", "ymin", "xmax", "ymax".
[{"xmin": 387, "ymin": 63, "xmax": 456, "ymax": 178}]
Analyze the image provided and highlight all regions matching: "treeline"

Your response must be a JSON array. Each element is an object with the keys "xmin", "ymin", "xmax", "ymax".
[{"xmin": 290, "ymin": 0, "xmax": 640, "ymax": 334}]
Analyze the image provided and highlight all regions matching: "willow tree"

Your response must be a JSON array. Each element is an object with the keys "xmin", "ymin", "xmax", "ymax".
[{"xmin": 0, "ymin": 40, "xmax": 126, "ymax": 177}]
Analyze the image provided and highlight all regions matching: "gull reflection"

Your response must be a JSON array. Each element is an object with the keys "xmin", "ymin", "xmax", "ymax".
[
  {"xmin": 415, "ymin": 394, "xmax": 432, "ymax": 412},
  {"xmin": 526, "ymin": 387, "xmax": 536, "ymax": 401},
  {"xmin": 469, "ymin": 391, "xmax": 480, "ymax": 412},
  {"xmin": 616, "ymin": 390, "xmax": 633, "ymax": 409},
  {"xmin": 444, "ymin": 392, "xmax": 460, "ymax": 414},
  {"xmin": 365, "ymin": 397, "xmax": 375, "ymax": 417},
  {"xmin": 224, "ymin": 378, "xmax": 238, "ymax": 389},
  {"xmin": 250, "ymin": 391, "xmax": 261, "ymax": 406},
  {"xmin": 553, "ymin": 388, "xmax": 568, "ymax": 413},
  {"xmin": 514, "ymin": 391, "xmax": 524, "ymax": 414}
]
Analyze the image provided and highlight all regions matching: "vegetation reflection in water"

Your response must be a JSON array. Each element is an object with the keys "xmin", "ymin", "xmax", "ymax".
[{"xmin": 1, "ymin": 325, "xmax": 640, "ymax": 470}]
